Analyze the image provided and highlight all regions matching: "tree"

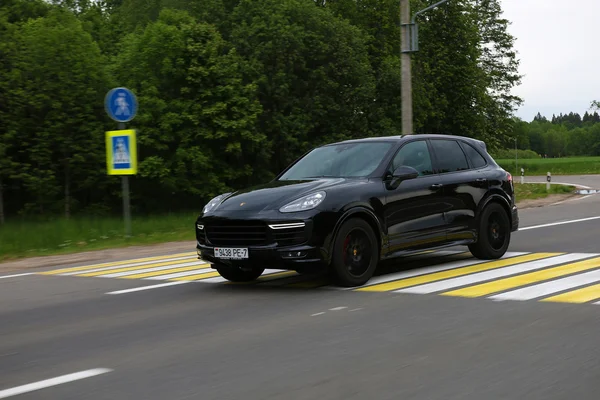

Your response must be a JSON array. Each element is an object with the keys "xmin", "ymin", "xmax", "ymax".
[
  {"xmin": 10, "ymin": 8, "xmax": 109, "ymax": 216},
  {"xmin": 230, "ymin": 0, "xmax": 376, "ymax": 172},
  {"xmin": 111, "ymin": 9, "xmax": 267, "ymax": 210}
]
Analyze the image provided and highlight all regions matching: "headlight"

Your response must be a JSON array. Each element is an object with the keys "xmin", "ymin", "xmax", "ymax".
[
  {"xmin": 280, "ymin": 191, "xmax": 326, "ymax": 213},
  {"xmin": 202, "ymin": 193, "xmax": 229, "ymax": 214}
]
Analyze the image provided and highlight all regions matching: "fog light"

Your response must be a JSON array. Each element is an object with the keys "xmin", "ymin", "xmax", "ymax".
[{"xmin": 282, "ymin": 251, "xmax": 307, "ymax": 259}]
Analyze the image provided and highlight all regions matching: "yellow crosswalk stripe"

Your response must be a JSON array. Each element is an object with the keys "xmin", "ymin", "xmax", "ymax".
[
  {"xmin": 256, "ymin": 271, "xmax": 297, "ymax": 282},
  {"xmin": 223, "ymin": 271, "xmax": 298, "ymax": 285},
  {"xmin": 541, "ymin": 283, "xmax": 600, "ymax": 304},
  {"xmin": 356, "ymin": 253, "xmax": 558, "ymax": 292},
  {"xmin": 120, "ymin": 265, "xmax": 210, "ymax": 279},
  {"xmin": 442, "ymin": 256, "xmax": 600, "ymax": 298},
  {"xmin": 169, "ymin": 271, "xmax": 221, "ymax": 281},
  {"xmin": 39, "ymin": 252, "xmax": 197, "ymax": 275},
  {"xmin": 76, "ymin": 260, "xmax": 203, "ymax": 277}
]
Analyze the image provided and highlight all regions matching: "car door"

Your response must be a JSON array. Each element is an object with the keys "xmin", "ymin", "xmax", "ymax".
[
  {"xmin": 383, "ymin": 139, "xmax": 448, "ymax": 255},
  {"xmin": 428, "ymin": 138, "xmax": 490, "ymax": 242}
]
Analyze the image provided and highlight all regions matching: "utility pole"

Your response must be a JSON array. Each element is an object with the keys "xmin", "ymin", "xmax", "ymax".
[
  {"xmin": 400, "ymin": 0, "xmax": 452, "ymax": 136},
  {"xmin": 400, "ymin": 0, "xmax": 413, "ymax": 135}
]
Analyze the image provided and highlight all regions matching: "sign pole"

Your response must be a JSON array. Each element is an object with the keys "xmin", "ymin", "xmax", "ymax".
[
  {"xmin": 105, "ymin": 87, "xmax": 138, "ymax": 239},
  {"xmin": 118, "ymin": 122, "xmax": 132, "ymax": 237}
]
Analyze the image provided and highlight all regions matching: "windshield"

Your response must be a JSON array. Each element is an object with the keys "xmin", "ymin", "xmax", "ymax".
[{"xmin": 278, "ymin": 142, "xmax": 394, "ymax": 180}]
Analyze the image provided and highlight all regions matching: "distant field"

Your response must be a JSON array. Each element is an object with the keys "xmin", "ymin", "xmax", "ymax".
[
  {"xmin": 497, "ymin": 156, "xmax": 600, "ymax": 175},
  {"xmin": 0, "ymin": 213, "xmax": 197, "ymax": 261}
]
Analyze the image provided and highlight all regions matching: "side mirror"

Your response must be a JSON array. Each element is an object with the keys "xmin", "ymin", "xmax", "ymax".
[{"xmin": 386, "ymin": 166, "xmax": 419, "ymax": 189}]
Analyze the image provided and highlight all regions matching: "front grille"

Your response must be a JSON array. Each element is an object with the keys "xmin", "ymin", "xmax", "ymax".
[
  {"xmin": 205, "ymin": 220, "xmax": 268, "ymax": 246},
  {"xmin": 273, "ymin": 227, "xmax": 306, "ymax": 247}
]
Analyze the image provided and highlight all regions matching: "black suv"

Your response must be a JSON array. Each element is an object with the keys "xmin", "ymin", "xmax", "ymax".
[{"xmin": 196, "ymin": 134, "xmax": 519, "ymax": 287}]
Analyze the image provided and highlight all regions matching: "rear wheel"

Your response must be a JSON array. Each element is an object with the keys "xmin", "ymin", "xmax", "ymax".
[
  {"xmin": 469, "ymin": 202, "xmax": 511, "ymax": 259},
  {"xmin": 330, "ymin": 218, "xmax": 379, "ymax": 287},
  {"xmin": 214, "ymin": 264, "xmax": 265, "ymax": 282}
]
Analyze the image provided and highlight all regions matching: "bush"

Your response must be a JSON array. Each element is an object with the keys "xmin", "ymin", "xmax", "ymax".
[{"xmin": 490, "ymin": 149, "xmax": 541, "ymax": 160}]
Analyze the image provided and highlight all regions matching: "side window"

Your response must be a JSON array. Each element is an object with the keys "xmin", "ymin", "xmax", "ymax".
[
  {"xmin": 430, "ymin": 140, "xmax": 469, "ymax": 173},
  {"xmin": 461, "ymin": 142, "xmax": 487, "ymax": 169},
  {"xmin": 391, "ymin": 140, "xmax": 434, "ymax": 176}
]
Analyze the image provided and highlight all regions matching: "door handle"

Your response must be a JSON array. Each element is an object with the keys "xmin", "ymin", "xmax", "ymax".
[
  {"xmin": 430, "ymin": 183, "xmax": 443, "ymax": 190},
  {"xmin": 476, "ymin": 178, "xmax": 487, "ymax": 182}
]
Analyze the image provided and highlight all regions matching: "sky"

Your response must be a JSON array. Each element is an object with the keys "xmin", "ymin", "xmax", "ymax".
[{"xmin": 499, "ymin": 0, "xmax": 600, "ymax": 122}]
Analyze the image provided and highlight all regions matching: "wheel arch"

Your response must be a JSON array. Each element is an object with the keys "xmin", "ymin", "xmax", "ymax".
[
  {"xmin": 325, "ymin": 207, "xmax": 384, "ymax": 265},
  {"xmin": 475, "ymin": 191, "xmax": 512, "ymax": 228}
]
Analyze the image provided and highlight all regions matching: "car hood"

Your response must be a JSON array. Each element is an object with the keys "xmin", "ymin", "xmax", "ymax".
[{"xmin": 216, "ymin": 178, "xmax": 350, "ymax": 212}]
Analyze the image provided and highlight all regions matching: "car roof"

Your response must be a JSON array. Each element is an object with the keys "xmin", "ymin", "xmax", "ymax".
[{"xmin": 328, "ymin": 133, "xmax": 485, "ymax": 146}]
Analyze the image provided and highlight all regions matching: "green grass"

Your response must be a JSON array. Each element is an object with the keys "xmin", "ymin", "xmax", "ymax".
[
  {"xmin": 497, "ymin": 156, "xmax": 600, "ymax": 175},
  {"xmin": 514, "ymin": 183, "xmax": 574, "ymax": 202},
  {"xmin": 0, "ymin": 212, "xmax": 198, "ymax": 261}
]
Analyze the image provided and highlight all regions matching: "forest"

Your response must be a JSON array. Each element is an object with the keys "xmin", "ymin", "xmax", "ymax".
[
  {"xmin": 501, "ymin": 110, "xmax": 600, "ymax": 160},
  {"xmin": 0, "ymin": 0, "xmax": 528, "ymax": 223}
]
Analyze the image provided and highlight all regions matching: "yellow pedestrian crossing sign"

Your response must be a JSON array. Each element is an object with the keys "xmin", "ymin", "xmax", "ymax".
[{"xmin": 105, "ymin": 130, "xmax": 137, "ymax": 175}]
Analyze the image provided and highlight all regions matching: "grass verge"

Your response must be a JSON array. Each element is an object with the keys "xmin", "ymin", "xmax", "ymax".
[
  {"xmin": 0, "ymin": 212, "xmax": 197, "ymax": 261},
  {"xmin": 514, "ymin": 183, "xmax": 574, "ymax": 202},
  {"xmin": 497, "ymin": 156, "xmax": 600, "ymax": 175}
]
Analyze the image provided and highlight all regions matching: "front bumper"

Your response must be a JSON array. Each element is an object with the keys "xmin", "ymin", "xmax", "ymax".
[
  {"xmin": 196, "ymin": 243, "xmax": 326, "ymax": 272},
  {"xmin": 195, "ymin": 209, "xmax": 338, "ymax": 272}
]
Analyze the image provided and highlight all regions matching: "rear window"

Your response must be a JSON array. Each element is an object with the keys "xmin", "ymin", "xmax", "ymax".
[
  {"xmin": 430, "ymin": 139, "xmax": 469, "ymax": 173},
  {"xmin": 461, "ymin": 142, "xmax": 487, "ymax": 169}
]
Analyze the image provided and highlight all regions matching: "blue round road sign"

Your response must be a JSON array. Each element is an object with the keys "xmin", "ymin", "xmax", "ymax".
[{"xmin": 105, "ymin": 87, "xmax": 138, "ymax": 123}]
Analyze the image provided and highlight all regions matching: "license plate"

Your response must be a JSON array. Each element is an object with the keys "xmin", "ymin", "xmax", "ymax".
[{"xmin": 214, "ymin": 247, "xmax": 248, "ymax": 260}]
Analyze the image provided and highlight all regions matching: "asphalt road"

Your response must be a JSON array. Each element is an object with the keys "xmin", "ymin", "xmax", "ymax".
[
  {"xmin": 523, "ymin": 174, "xmax": 600, "ymax": 189},
  {"xmin": 2, "ymin": 193, "xmax": 600, "ymax": 399}
]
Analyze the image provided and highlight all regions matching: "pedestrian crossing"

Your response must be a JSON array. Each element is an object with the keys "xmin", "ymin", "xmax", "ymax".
[{"xmin": 37, "ymin": 250, "xmax": 600, "ymax": 305}]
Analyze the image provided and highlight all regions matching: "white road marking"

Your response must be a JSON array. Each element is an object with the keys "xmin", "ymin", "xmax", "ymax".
[
  {"xmin": 100, "ymin": 261, "xmax": 205, "ymax": 278},
  {"xmin": 0, "ymin": 368, "xmax": 112, "ymax": 399},
  {"xmin": 396, "ymin": 253, "xmax": 593, "ymax": 294},
  {"xmin": 349, "ymin": 308, "xmax": 363, "ymax": 312},
  {"xmin": 329, "ymin": 306, "xmax": 348, "ymax": 311},
  {"xmin": 61, "ymin": 256, "xmax": 200, "ymax": 275},
  {"xmin": 489, "ymin": 268, "xmax": 600, "ymax": 301},
  {"xmin": 0, "ymin": 273, "xmax": 33, "ymax": 280},
  {"xmin": 519, "ymin": 216, "xmax": 600, "ymax": 231},
  {"xmin": 105, "ymin": 282, "xmax": 188, "ymax": 295},
  {"xmin": 343, "ymin": 252, "xmax": 527, "ymax": 290},
  {"xmin": 311, "ymin": 312, "xmax": 325, "ymax": 317}
]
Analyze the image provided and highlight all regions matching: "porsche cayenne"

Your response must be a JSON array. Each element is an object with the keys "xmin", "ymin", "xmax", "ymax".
[{"xmin": 195, "ymin": 134, "xmax": 519, "ymax": 287}]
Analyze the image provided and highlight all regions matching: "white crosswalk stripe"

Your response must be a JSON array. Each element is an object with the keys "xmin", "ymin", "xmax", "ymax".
[{"xmin": 397, "ymin": 253, "xmax": 593, "ymax": 294}]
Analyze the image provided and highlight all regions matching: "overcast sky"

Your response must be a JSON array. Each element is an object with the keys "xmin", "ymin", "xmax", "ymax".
[{"xmin": 499, "ymin": 0, "xmax": 600, "ymax": 122}]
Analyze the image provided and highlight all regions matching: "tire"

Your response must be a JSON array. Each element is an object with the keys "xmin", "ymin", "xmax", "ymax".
[
  {"xmin": 469, "ymin": 202, "xmax": 511, "ymax": 259},
  {"xmin": 330, "ymin": 218, "xmax": 380, "ymax": 287},
  {"xmin": 214, "ymin": 264, "xmax": 265, "ymax": 282}
]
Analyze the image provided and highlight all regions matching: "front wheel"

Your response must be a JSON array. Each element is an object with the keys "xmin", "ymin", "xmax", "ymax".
[
  {"xmin": 469, "ymin": 202, "xmax": 511, "ymax": 259},
  {"xmin": 330, "ymin": 218, "xmax": 379, "ymax": 287},
  {"xmin": 215, "ymin": 264, "xmax": 265, "ymax": 282}
]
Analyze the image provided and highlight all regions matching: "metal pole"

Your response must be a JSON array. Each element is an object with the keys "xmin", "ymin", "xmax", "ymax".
[
  {"xmin": 118, "ymin": 122, "xmax": 132, "ymax": 237},
  {"xmin": 401, "ymin": 0, "xmax": 413, "ymax": 135},
  {"xmin": 515, "ymin": 138, "xmax": 518, "ymax": 178}
]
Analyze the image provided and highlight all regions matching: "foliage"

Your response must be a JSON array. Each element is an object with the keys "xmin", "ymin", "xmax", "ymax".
[{"xmin": 0, "ymin": 0, "xmax": 524, "ymax": 223}]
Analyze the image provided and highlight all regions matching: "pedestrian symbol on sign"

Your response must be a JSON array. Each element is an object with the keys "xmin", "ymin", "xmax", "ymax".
[
  {"xmin": 114, "ymin": 93, "xmax": 130, "ymax": 117},
  {"xmin": 111, "ymin": 136, "xmax": 131, "ymax": 169},
  {"xmin": 114, "ymin": 138, "xmax": 130, "ymax": 164}
]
